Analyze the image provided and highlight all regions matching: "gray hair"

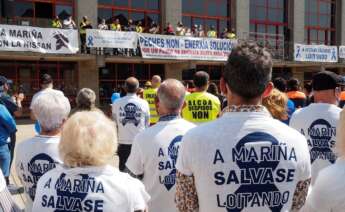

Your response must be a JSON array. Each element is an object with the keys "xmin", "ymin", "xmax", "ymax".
[
  {"xmin": 157, "ymin": 79, "xmax": 185, "ymax": 111},
  {"xmin": 76, "ymin": 88, "xmax": 96, "ymax": 110},
  {"xmin": 32, "ymin": 92, "xmax": 71, "ymax": 132}
]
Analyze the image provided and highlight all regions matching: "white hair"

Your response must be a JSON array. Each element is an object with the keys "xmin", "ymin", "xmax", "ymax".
[{"xmin": 32, "ymin": 92, "xmax": 71, "ymax": 132}]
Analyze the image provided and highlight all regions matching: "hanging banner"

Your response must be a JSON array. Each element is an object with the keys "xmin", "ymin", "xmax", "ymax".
[
  {"xmin": 0, "ymin": 24, "xmax": 79, "ymax": 54},
  {"xmin": 138, "ymin": 33, "xmax": 237, "ymax": 61},
  {"xmin": 339, "ymin": 46, "xmax": 345, "ymax": 59},
  {"xmin": 294, "ymin": 43, "xmax": 338, "ymax": 63},
  {"xmin": 86, "ymin": 29, "xmax": 138, "ymax": 49}
]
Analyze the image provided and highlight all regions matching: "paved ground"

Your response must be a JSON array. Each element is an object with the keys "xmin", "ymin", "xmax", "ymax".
[{"xmin": 10, "ymin": 119, "xmax": 119, "ymax": 210}]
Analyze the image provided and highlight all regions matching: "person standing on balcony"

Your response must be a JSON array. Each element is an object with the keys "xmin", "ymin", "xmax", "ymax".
[
  {"xmin": 111, "ymin": 19, "xmax": 122, "ymax": 55},
  {"xmin": 136, "ymin": 21, "xmax": 144, "ymax": 33},
  {"xmin": 207, "ymin": 25, "xmax": 217, "ymax": 38},
  {"xmin": 125, "ymin": 19, "xmax": 136, "ymax": 32},
  {"xmin": 52, "ymin": 16, "xmax": 62, "ymax": 28},
  {"xmin": 97, "ymin": 19, "xmax": 108, "ymax": 55},
  {"xmin": 197, "ymin": 25, "xmax": 205, "ymax": 37},
  {"xmin": 176, "ymin": 21, "xmax": 185, "ymax": 36},
  {"xmin": 149, "ymin": 21, "xmax": 160, "ymax": 34},
  {"xmin": 111, "ymin": 18, "xmax": 122, "ymax": 31},
  {"xmin": 98, "ymin": 18, "xmax": 108, "ymax": 30},
  {"xmin": 165, "ymin": 23, "xmax": 175, "ymax": 35},
  {"xmin": 143, "ymin": 75, "xmax": 161, "ymax": 125},
  {"xmin": 63, "ymin": 15, "xmax": 76, "ymax": 29},
  {"xmin": 80, "ymin": 16, "xmax": 92, "ymax": 54},
  {"xmin": 228, "ymin": 28, "xmax": 236, "ymax": 39}
]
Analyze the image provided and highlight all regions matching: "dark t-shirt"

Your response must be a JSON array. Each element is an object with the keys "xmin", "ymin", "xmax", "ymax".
[{"xmin": 0, "ymin": 93, "xmax": 18, "ymax": 116}]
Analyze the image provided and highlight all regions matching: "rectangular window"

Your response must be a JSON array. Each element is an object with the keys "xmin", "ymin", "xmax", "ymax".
[
  {"xmin": 249, "ymin": 0, "xmax": 288, "ymax": 59},
  {"xmin": 182, "ymin": 0, "xmax": 232, "ymax": 34},
  {"xmin": 305, "ymin": 0, "xmax": 336, "ymax": 45},
  {"xmin": 0, "ymin": 61, "xmax": 78, "ymax": 111},
  {"xmin": 99, "ymin": 63, "xmax": 165, "ymax": 105},
  {"xmin": 1, "ymin": 0, "xmax": 75, "ymax": 27},
  {"xmin": 98, "ymin": 0, "xmax": 160, "ymax": 30}
]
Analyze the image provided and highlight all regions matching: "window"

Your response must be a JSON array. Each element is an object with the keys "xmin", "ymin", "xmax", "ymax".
[
  {"xmin": 99, "ymin": 63, "xmax": 165, "ymax": 105},
  {"xmin": 182, "ymin": 0, "xmax": 231, "ymax": 34},
  {"xmin": 0, "ymin": 61, "xmax": 78, "ymax": 112},
  {"xmin": 1, "ymin": 0, "xmax": 75, "ymax": 27},
  {"xmin": 249, "ymin": 0, "xmax": 287, "ymax": 59},
  {"xmin": 97, "ymin": 0, "xmax": 160, "ymax": 30},
  {"xmin": 305, "ymin": 0, "xmax": 336, "ymax": 45}
]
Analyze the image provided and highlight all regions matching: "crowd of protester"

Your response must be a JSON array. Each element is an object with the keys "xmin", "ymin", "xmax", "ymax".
[
  {"xmin": 50, "ymin": 16, "xmax": 237, "ymax": 54},
  {"xmin": 0, "ymin": 41, "xmax": 345, "ymax": 211}
]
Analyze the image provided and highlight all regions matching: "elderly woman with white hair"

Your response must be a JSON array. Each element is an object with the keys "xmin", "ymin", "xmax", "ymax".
[
  {"xmin": 15, "ymin": 92, "xmax": 70, "ymax": 211},
  {"xmin": 32, "ymin": 111, "xmax": 150, "ymax": 212},
  {"xmin": 302, "ymin": 108, "xmax": 345, "ymax": 212}
]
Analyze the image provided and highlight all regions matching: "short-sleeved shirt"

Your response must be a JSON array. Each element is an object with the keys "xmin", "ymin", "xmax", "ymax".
[
  {"xmin": 126, "ymin": 118, "xmax": 195, "ymax": 212},
  {"xmin": 302, "ymin": 158, "xmax": 345, "ymax": 212},
  {"xmin": 177, "ymin": 108, "xmax": 311, "ymax": 212},
  {"xmin": 33, "ymin": 165, "xmax": 150, "ymax": 212},
  {"xmin": 290, "ymin": 103, "xmax": 341, "ymax": 185},
  {"xmin": 182, "ymin": 91, "xmax": 220, "ymax": 124},
  {"xmin": 112, "ymin": 93, "xmax": 150, "ymax": 145},
  {"xmin": 15, "ymin": 135, "xmax": 62, "ymax": 211},
  {"xmin": 30, "ymin": 88, "xmax": 65, "ymax": 110}
]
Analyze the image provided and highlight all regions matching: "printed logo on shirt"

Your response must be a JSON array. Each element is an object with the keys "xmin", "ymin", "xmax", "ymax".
[
  {"xmin": 120, "ymin": 103, "xmax": 142, "ymax": 126},
  {"xmin": 39, "ymin": 173, "xmax": 105, "ymax": 211},
  {"xmin": 213, "ymin": 132, "xmax": 297, "ymax": 212},
  {"xmin": 301, "ymin": 119, "xmax": 336, "ymax": 164},
  {"xmin": 187, "ymin": 99, "xmax": 213, "ymax": 120},
  {"xmin": 20, "ymin": 153, "xmax": 57, "ymax": 201},
  {"xmin": 158, "ymin": 135, "xmax": 183, "ymax": 191}
]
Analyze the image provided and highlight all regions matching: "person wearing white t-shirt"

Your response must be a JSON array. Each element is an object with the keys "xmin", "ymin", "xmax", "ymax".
[
  {"xmin": 176, "ymin": 42, "xmax": 312, "ymax": 212},
  {"xmin": 0, "ymin": 170, "xmax": 21, "ymax": 212},
  {"xmin": 302, "ymin": 108, "xmax": 345, "ymax": 212},
  {"xmin": 126, "ymin": 79, "xmax": 195, "ymax": 212},
  {"xmin": 290, "ymin": 70, "xmax": 343, "ymax": 185},
  {"xmin": 112, "ymin": 77, "xmax": 150, "ymax": 171},
  {"xmin": 33, "ymin": 111, "xmax": 150, "ymax": 212},
  {"xmin": 16, "ymin": 92, "xmax": 70, "ymax": 211},
  {"xmin": 30, "ymin": 74, "xmax": 65, "ymax": 134}
]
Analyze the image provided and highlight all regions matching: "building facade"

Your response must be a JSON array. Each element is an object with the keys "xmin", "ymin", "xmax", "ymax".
[{"xmin": 0, "ymin": 0, "xmax": 345, "ymax": 110}]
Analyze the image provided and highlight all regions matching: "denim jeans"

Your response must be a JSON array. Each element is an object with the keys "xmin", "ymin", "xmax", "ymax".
[{"xmin": 0, "ymin": 144, "xmax": 10, "ymax": 177}]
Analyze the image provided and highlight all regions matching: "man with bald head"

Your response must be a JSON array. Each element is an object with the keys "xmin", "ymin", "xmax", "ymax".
[
  {"xmin": 144, "ymin": 75, "xmax": 162, "ymax": 125},
  {"xmin": 126, "ymin": 79, "xmax": 195, "ymax": 212},
  {"xmin": 112, "ymin": 77, "xmax": 150, "ymax": 171}
]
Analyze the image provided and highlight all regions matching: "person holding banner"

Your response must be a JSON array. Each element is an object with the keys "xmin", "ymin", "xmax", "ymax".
[
  {"xmin": 80, "ymin": 16, "xmax": 92, "ymax": 54},
  {"xmin": 52, "ymin": 16, "xmax": 62, "ymax": 29},
  {"xmin": 143, "ymin": 75, "xmax": 161, "ymax": 125},
  {"xmin": 182, "ymin": 71, "xmax": 220, "ymax": 124},
  {"xmin": 207, "ymin": 25, "xmax": 217, "ymax": 38}
]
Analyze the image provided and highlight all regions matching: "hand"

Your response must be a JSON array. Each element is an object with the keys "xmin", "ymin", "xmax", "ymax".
[{"xmin": 17, "ymin": 93, "xmax": 24, "ymax": 102}]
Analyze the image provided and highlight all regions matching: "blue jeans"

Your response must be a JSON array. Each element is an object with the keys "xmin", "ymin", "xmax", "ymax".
[{"xmin": 0, "ymin": 144, "xmax": 10, "ymax": 177}]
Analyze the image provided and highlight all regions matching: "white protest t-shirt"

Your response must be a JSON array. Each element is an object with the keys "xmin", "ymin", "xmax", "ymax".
[
  {"xmin": 32, "ymin": 165, "xmax": 150, "ymax": 212},
  {"xmin": 302, "ymin": 158, "xmax": 345, "ymax": 212},
  {"xmin": 176, "ymin": 109, "xmax": 311, "ymax": 212},
  {"xmin": 290, "ymin": 103, "xmax": 341, "ymax": 185},
  {"xmin": 126, "ymin": 118, "xmax": 196, "ymax": 212},
  {"xmin": 112, "ymin": 94, "xmax": 150, "ymax": 145},
  {"xmin": 30, "ymin": 88, "xmax": 65, "ymax": 109},
  {"xmin": 15, "ymin": 135, "xmax": 62, "ymax": 211}
]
